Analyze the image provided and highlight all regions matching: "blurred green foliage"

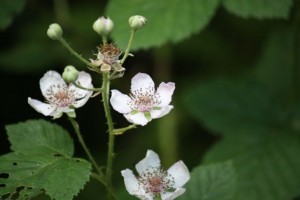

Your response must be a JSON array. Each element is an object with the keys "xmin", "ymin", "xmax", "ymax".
[{"xmin": 0, "ymin": 0, "xmax": 300, "ymax": 199}]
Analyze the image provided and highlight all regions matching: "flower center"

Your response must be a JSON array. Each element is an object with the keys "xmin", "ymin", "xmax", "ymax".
[
  {"xmin": 45, "ymin": 83, "xmax": 76, "ymax": 108},
  {"xmin": 98, "ymin": 43, "xmax": 121, "ymax": 64},
  {"xmin": 129, "ymin": 86, "xmax": 161, "ymax": 112},
  {"xmin": 138, "ymin": 167, "xmax": 175, "ymax": 195}
]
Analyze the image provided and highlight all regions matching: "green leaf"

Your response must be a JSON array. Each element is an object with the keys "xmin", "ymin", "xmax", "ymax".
[
  {"xmin": 204, "ymin": 132, "xmax": 300, "ymax": 200},
  {"xmin": 105, "ymin": 0, "xmax": 220, "ymax": 50},
  {"xmin": 255, "ymin": 28, "xmax": 300, "ymax": 98},
  {"xmin": 183, "ymin": 79, "xmax": 279, "ymax": 135},
  {"xmin": 222, "ymin": 0, "xmax": 293, "ymax": 19},
  {"xmin": 0, "ymin": 0, "xmax": 26, "ymax": 30},
  {"xmin": 180, "ymin": 161, "xmax": 237, "ymax": 200},
  {"xmin": 6, "ymin": 119, "xmax": 74, "ymax": 156},
  {"xmin": 1, "ymin": 120, "xmax": 91, "ymax": 200},
  {"xmin": 0, "ymin": 152, "xmax": 91, "ymax": 200}
]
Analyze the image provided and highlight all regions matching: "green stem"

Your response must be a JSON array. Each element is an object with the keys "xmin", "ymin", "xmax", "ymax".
[
  {"xmin": 68, "ymin": 116, "xmax": 103, "ymax": 177},
  {"xmin": 120, "ymin": 29, "xmax": 135, "ymax": 65},
  {"xmin": 58, "ymin": 37, "xmax": 94, "ymax": 68},
  {"xmin": 91, "ymin": 172, "xmax": 106, "ymax": 185},
  {"xmin": 91, "ymin": 173, "xmax": 118, "ymax": 200},
  {"xmin": 102, "ymin": 73, "xmax": 115, "ymax": 198},
  {"xmin": 72, "ymin": 82, "xmax": 102, "ymax": 92},
  {"xmin": 102, "ymin": 34, "xmax": 108, "ymax": 45},
  {"xmin": 112, "ymin": 124, "xmax": 137, "ymax": 135}
]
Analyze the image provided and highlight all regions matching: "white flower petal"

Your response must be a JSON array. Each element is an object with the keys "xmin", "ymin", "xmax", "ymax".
[
  {"xmin": 124, "ymin": 112, "xmax": 150, "ymax": 126},
  {"xmin": 72, "ymin": 91, "xmax": 93, "ymax": 108},
  {"xmin": 76, "ymin": 71, "xmax": 93, "ymax": 88},
  {"xmin": 150, "ymin": 105, "xmax": 173, "ymax": 119},
  {"xmin": 167, "ymin": 161, "xmax": 190, "ymax": 188},
  {"xmin": 131, "ymin": 73, "xmax": 155, "ymax": 93},
  {"xmin": 110, "ymin": 90, "xmax": 132, "ymax": 114},
  {"xmin": 136, "ymin": 150, "xmax": 161, "ymax": 176},
  {"xmin": 160, "ymin": 188, "xmax": 186, "ymax": 200},
  {"xmin": 39, "ymin": 71, "xmax": 65, "ymax": 97},
  {"xmin": 157, "ymin": 82, "xmax": 175, "ymax": 107},
  {"xmin": 121, "ymin": 169, "xmax": 143, "ymax": 196},
  {"xmin": 28, "ymin": 97, "xmax": 56, "ymax": 116}
]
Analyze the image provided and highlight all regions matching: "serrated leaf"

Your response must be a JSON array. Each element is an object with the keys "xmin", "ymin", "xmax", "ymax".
[
  {"xmin": 0, "ymin": 0, "xmax": 26, "ymax": 30},
  {"xmin": 1, "ymin": 120, "xmax": 91, "ymax": 200},
  {"xmin": 222, "ymin": 0, "xmax": 293, "ymax": 19},
  {"xmin": 183, "ymin": 79, "xmax": 279, "ymax": 135},
  {"xmin": 204, "ymin": 132, "xmax": 300, "ymax": 200},
  {"xmin": 179, "ymin": 161, "xmax": 236, "ymax": 200},
  {"xmin": 105, "ymin": 0, "xmax": 220, "ymax": 50},
  {"xmin": 0, "ymin": 152, "xmax": 91, "ymax": 200},
  {"xmin": 6, "ymin": 119, "xmax": 74, "ymax": 156}
]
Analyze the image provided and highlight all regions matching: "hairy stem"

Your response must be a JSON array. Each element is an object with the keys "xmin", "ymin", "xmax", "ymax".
[
  {"xmin": 58, "ymin": 37, "xmax": 94, "ymax": 68},
  {"xmin": 102, "ymin": 73, "xmax": 115, "ymax": 199}
]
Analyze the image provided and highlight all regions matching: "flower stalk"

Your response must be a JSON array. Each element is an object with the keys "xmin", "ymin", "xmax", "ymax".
[
  {"xmin": 68, "ymin": 116, "xmax": 103, "ymax": 177},
  {"xmin": 120, "ymin": 29, "xmax": 135, "ymax": 65},
  {"xmin": 57, "ymin": 37, "xmax": 95, "ymax": 68},
  {"xmin": 72, "ymin": 81, "xmax": 102, "ymax": 92},
  {"xmin": 112, "ymin": 124, "xmax": 137, "ymax": 135}
]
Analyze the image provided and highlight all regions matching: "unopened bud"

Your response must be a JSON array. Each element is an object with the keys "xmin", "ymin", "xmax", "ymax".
[
  {"xmin": 93, "ymin": 16, "xmax": 114, "ymax": 35},
  {"xmin": 128, "ymin": 15, "xmax": 146, "ymax": 30},
  {"xmin": 47, "ymin": 23, "xmax": 63, "ymax": 40},
  {"xmin": 62, "ymin": 65, "xmax": 79, "ymax": 83}
]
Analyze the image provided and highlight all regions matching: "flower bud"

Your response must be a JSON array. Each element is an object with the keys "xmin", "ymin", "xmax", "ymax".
[
  {"xmin": 47, "ymin": 23, "xmax": 63, "ymax": 40},
  {"xmin": 93, "ymin": 16, "xmax": 114, "ymax": 35},
  {"xmin": 62, "ymin": 65, "xmax": 79, "ymax": 83},
  {"xmin": 128, "ymin": 15, "xmax": 146, "ymax": 30}
]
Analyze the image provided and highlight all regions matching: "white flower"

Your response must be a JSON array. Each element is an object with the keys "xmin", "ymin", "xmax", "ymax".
[
  {"xmin": 28, "ymin": 70, "xmax": 93, "ymax": 119},
  {"xmin": 121, "ymin": 150, "xmax": 190, "ymax": 200},
  {"xmin": 110, "ymin": 73, "xmax": 175, "ymax": 126}
]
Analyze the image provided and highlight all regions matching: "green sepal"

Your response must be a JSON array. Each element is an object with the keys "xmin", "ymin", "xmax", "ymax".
[
  {"xmin": 66, "ymin": 110, "xmax": 76, "ymax": 118},
  {"xmin": 153, "ymin": 106, "xmax": 161, "ymax": 110},
  {"xmin": 144, "ymin": 112, "xmax": 152, "ymax": 121},
  {"xmin": 130, "ymin": 110, "xmax": 139, "ymax": 115}
]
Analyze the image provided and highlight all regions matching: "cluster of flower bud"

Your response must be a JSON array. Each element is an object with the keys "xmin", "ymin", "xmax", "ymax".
[{"xmin": 46, "ymin": 15, "xmax": 147, "ymax": 75}]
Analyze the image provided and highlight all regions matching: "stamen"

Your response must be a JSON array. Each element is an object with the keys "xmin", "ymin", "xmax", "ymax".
[
  {"xmin": 97, "ymin": 43, "xmax": 122, "ymax": 64},
  {"xmin": 138, "ymin": 167, "xmax": 175, "ymax": 195},
  {"xmin": 45, "ymin": 83, "xmax": 79, "ymax": 108},
  {"xmin": 128, "ymin": 86, "xmax": 161, "ymax": 112}
]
